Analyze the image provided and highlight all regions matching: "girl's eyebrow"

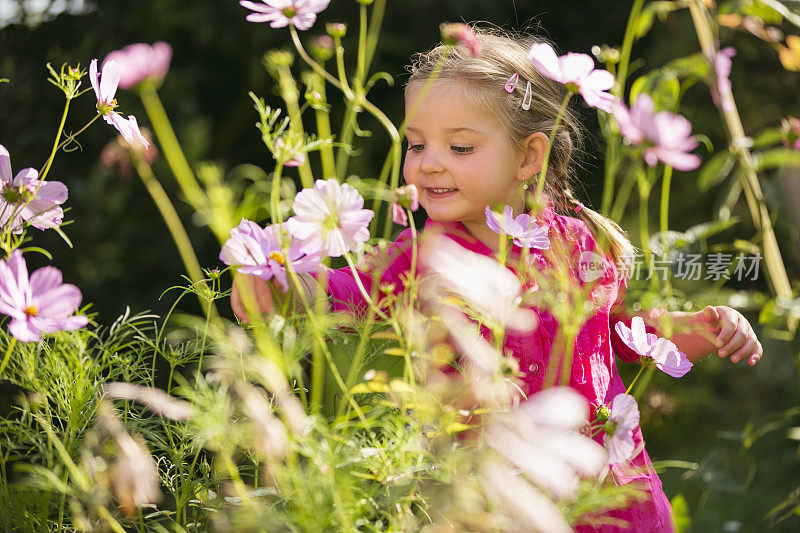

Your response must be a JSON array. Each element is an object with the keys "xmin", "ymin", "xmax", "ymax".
[{"xmin": 405, "ymin": 126, "xmax": 483, "ymax": 134}]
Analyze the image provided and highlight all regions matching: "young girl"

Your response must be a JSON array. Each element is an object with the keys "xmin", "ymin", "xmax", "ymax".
[{"xmin": 232, "ymin": 26, "xmax": 763, "ymax": 532}]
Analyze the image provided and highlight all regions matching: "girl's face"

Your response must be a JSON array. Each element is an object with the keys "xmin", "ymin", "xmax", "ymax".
[{"xmin": 403, "ymin": 82, "xmax": 527, "ymax": 230}]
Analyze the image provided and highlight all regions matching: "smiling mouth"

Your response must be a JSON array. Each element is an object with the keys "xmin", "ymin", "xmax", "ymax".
[{"xmin": 426, "ymin": 187, "xmax": 458, "ymax": 195}]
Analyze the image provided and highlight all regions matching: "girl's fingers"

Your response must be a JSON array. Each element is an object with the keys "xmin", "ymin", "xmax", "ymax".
[
  {"xmin": 748, "ymin": 341, "xmax": 763, "ymax": 366},
  {"xmin": 728, "ymin": 337, "xmax": 756, "ymax": 363},
  {"xmin": 715, "ymin": 315, "xmax": 740, "ymax": 354}
]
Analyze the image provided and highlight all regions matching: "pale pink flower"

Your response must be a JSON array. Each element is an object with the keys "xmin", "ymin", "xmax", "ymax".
[
  {"xmin": 220, "ymin": 219, "xmax": 320, "ymax": 291},
  {"xmin": 90, "ymin": 59, "xmax": 151, "ymax": 149},
  {"xmin": 614, "ymin": 316, "xmax": 693, "ymax": 378},
  {"xmin": 391, "ymin": 185, "xmax": 419, "ymax": 227},
  {"xmin": 440, "ymin": 23, "xmax": 482, "ymax": 58},
  {"xmin": 239, "ymin": 0, "xmax": 330, "ymax": 31},
  {"xmin": 0, "ymin": 250, "xmax": 88, "ymax": 342},
  {"xmin": 612, "ymin": 94, "xmax": 701, "ymax": 171},
  {"xmin": 603, "ymin": 393, "xmax": 640, "ymax": 465},
  {"xmin": 423, "ymin": 235, "xmax": 536, "ymax": 331},
  {"xmin": 782, "ymin": 116, "xmax": 800, "ymax": 150},
  {"xmin": 286, "ymin": 179, "xmax": 374, "ymax": 258},
  {"xmin": 485, "ymin": 205, "xmax": 550, "ymax": 250},
  {"xmin": 528, "ymin": 42, "xmax": 615, "ymax": 112},
  {"xmin": 103, "ymin": 42, "xmax": 172, "ymax": 90},
  {"xmin": 0, "ymin": 144, "xmax": 68, "ymax": 234},
  {"xmin": 711, "ymin": 47, "xmax": 736, "ymax": 113},
  {"xmin": 111, "ymin": 431, "xmax": 162, "ymax": 516}
]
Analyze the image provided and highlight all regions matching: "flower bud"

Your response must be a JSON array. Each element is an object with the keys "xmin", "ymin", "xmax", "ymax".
[
  {"xmin": 326, "ymin": 22, "xmax": 347, "ymax": 38},
  {"xmin": 264, "ymin": 49, "xmax": 294, "ymax": 68},
  {"xmin": 310, "ymin": 35, "xmax": 335, "ymax": 62}
]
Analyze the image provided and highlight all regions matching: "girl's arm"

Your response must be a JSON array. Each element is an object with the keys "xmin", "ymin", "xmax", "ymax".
[{"xmin": 646, "ymin": 306, "xmax": 763, "ymax": 366}]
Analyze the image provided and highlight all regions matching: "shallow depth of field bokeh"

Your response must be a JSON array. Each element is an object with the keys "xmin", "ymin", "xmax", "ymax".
[{"xmin": 1, "ymin": 0, "xmax": 800, "ymax": 531}]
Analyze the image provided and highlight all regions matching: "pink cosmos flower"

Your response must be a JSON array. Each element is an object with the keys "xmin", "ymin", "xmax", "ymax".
[
  {"xmin": 0, "ymin": 250, "xmax": 88, "ymax": 342},
  {"xmin": 103, "ymin": 42, "xmax": 173, "ymax": 90},
  {"xmin": 90, "ymin": 59, "xmax": 150, "ymax": 149},
  {"xmin": 603, "ymin": 393, "xmax": 640, "ymax": 465},
  {"xmin": 239, "ymin": 0, "xmax": 330, "ymax": 31},
  {"xmin": 440, "ymin": 23, "xmax": 482, "ymax": 58},
  {"xmin": 0, "ymin": 144, "xmax": 68, "ymax": 234},
  {"xmin": 391, "ymin": 185, "xmax": 419, "ymax": 227},
  {"xmin": 612, "ymin": 94, "xmax": 701, "ymax": 171},
  {"xmin": 286, "ymin": 179, "xmax": 374, "ymax": 258},
  {"xmin": 711, "ymin": 47, "xmax": 736, "ymax": 113},
  {"xmin": 528, "ymin": 42, "xmax": 615, "ymax": 112},
  {"xmin": 485, "ymin": 205, "xmax": 550, "ymax": 250},
  {"xmin": 614, "ymin": 316, "xmax": 693, "ymax": 377},
  {"xmin": 220, "ymin": 219, "xmax": 320, "ymax": 291}
]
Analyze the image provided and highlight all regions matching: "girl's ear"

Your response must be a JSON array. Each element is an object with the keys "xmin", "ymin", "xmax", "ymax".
[{"xmin": 518, "ymin": 132, "xmax": 549, "ymax": 181}]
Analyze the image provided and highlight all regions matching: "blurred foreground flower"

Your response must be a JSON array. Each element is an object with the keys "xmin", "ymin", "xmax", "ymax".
[
  {"xmin": 528, "ymin": 42, "xmax": 615, "ymax": 112},
  {"xmin": 220, "ymin": 219, "xmax": 320, "ymax": 291},
  {"xmin": 612, "ymin": 94, "xmax": 701, "ymax": 171},
  {"xmin": 391, "ymin": 184, "xmax": 419, "ymax": 227},
  {"xmin": 603, "ymin": 393, "xmax": 640, "ymax": 465},
  {"xmin": 100, "ymin": 128, "xmax": 157, "ymax": 180},
  {"xmin": 286, "ymin": 179, "xmax": 374, "ymax": 258},
  {"xmin": 0, "ymin": 144, "xmax": 68, "ymax": 233},
  {"xmin": 423, "ymin": 234, "xmax": 536, "ymax": 331},
  {"xmin": 96, "ymin": 403, "xmax": 161, "ymax": 517},
  {"xmin": 615, "ymin": 316, "xmax": 692, "ymax": 377},
  {"xmin": 90, "ymin": 59, "xmax": 150, "ymax": 149},
  {"xmin": 440, "ymin": 23, "xmax": 482, "ymax": 58},
  {"xmin": 781, "ymin": 116, "xmax": 800, "ymax": 150},
  {"xmin": 239, "ymin": 0, "xmax": 330, "ymax": 30},
  {"xmin": 104, "ymin": 42, "xmax": 172, "ymax": 90},
  {"xmin": 0, "ymin": 250, "xmax": 88, "ymax": 342},
  {"xmin": 104, "ymin": 382, "xmax": 194, "ymax": 421},
  {"xmin": 711, "ymin": 47, "xmax": 736, "ymax": 113},
  {"xmin": 485, "ymin": 205, "xmax": 550, "ymax": 249}
]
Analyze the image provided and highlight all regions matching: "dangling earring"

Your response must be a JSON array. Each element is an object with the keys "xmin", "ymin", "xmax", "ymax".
[{"xmin": 521, "ymin": 175, "xmax": 529, "ymax": 190}]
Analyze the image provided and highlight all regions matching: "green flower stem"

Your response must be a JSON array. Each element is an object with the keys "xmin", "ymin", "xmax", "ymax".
[
  {"xmin": 138, "ymin": 84, "xmax": 206, "ymax": 210},
  {"xmin": 616, "ymin": 0, "xmax": 646, "ymax": 96},
  {"xmin": 660, "ymin": 164, "xmax": 673, "ymax": 297},
  {"xmin": 274, "ymin": 64, "xmax": 314, "ymax": 188},
  {"xmin": 688, "ymin": 0, "xmax": 794, "ymax": 324},
  {"xmin": 638, "ymin": 183, "xmax": 658, "ymax": 290},
  {"xmin": 535, "ymin": 92, "xmax": 573, "ymax": 201},
  {"xmin": 0, "ymin": 337, "xmax": 17, "ymax": 380},
  {"xmin": 610, "ymin": 167, "xmax": 636, "ymax": 222},
  {"xmin": 625, "ymin": 363, "xmax": 646, "ymax": 395},
  {"xmin": 602, "ymin": 132, "xmax": 620, "ymax": 216},
  {"xmin": 132, "ymin": 155, "xmax": 217, "ymax": 320},
  {"xmin": 356, "ymin": 3, "xmax": 368, "ymax": 83},
  {"xmin": 313, "ymin": 76, "xmax": 336, "ymax": 179},
  {"xmin": 342, "ymin": 246, "xmax": 389, "ymax": 322},
  {"xmin": 39, "ymin": 99, "xmax": 70, "ymax": 181},
  {"xmin": 364, "ymin": 0, "xmax": 386, "ymax": 69}
]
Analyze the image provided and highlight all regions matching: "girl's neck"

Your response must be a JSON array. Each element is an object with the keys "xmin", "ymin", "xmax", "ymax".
[{"xmin": 461, "ymin": 219, "xmax": 503, "ymax": 253}]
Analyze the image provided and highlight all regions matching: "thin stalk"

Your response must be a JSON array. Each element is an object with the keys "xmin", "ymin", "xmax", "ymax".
[
  {"xmin": 625, "ymin": 364, "xmax": 646, "ymax": 395},
  {"xmin": 139, "ymin": 85, "xmax": 206, "ymax": 210},
  {"xmin": 0, "ymin": 337, "xmax": 16, "ymax": 380},
  {"xmin": 660, "ymin": 165, "xmax": 673, "ymax": 297},
  {"xmin": 313, "ymin": 75, "xmax": 336, "ymax": 179},
  {"xmin": 688, "ymin": 0, "xmax": 794, "ymax": 323},
  {"xmin": 39, "ymin": 99, "xmax": 70, "ymax": 181},
  {"xmin": 274, "ymin": 65, "xmax": 314, "ymax": 188},
  {"xmin": 616, "ymin": 0, "xmax": 646, "ymax": 95},
  {"xmin": 535, "ymin": 93, "xmax": 574, "ymax": 200},
  {"xmin": 132, "ymin": 155, "xmax": 217, "ymax": 320}
]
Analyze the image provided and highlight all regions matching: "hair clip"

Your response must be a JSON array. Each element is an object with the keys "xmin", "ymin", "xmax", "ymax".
[
  {"xmin": 504, "ymin": 72, "xmax": 519, "ymax": 93},
  {"xmin": 573, "ymin": 202, "xmax": 584, "ymax": 213},
  {"xmin": 521, "ymin": 80, "xmax": 532, "ymax": 110}
]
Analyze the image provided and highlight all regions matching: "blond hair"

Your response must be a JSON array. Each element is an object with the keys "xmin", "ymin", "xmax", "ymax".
[{"xmin": 404, "ymin": 24, "xmax": 633, "ymax": 263}]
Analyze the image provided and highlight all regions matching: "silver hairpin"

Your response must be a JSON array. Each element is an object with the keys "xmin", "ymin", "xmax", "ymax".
[{"xmin": 522, "ymin": 80, "xmax": 532, "ymax": 110}]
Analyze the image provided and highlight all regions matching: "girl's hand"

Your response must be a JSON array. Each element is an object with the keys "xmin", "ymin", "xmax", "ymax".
[{"xmin": 698, "ymin": 305, "xmax": 763, "ymax": 366}]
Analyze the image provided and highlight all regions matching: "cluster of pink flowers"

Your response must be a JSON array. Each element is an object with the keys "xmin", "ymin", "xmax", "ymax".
[
  {"xmin": 485, "ymin": 205, "xmax": 550, "ymax": 250},
  {"xmin": 220, "ymin": 179, "xmax": 374, "ymax": 290}
]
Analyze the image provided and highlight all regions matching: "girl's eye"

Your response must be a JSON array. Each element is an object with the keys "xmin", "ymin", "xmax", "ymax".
[
  {"xmin": 451, "ymin": 145, "xmax": 473, "ymax": 154},
  {"xmin": 406, "ymin": 143, "xmax": 424, "ymax": 152}
]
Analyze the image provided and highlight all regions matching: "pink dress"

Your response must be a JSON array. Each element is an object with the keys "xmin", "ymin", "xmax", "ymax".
[{"xmin": 325, "ymin": 202, "xmax": 675, "ymax": 532}]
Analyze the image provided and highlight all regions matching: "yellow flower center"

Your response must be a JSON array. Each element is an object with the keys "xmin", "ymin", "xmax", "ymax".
[
  {"xmin": 282, "ymin": 7, "xmax": 297, "ymax": 18},
  {"xmin": 25, "ymin": 305, "xmax": 38, "ymax": 317},
  {"xmin": 268, "ymin": 251, "xmax": 286, "ymax": 266}
]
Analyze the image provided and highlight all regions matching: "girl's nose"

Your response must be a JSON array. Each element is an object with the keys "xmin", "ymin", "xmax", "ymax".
[{"xmin": 419, "ymin": 148, "xmax": 445, "ymax": 174}]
